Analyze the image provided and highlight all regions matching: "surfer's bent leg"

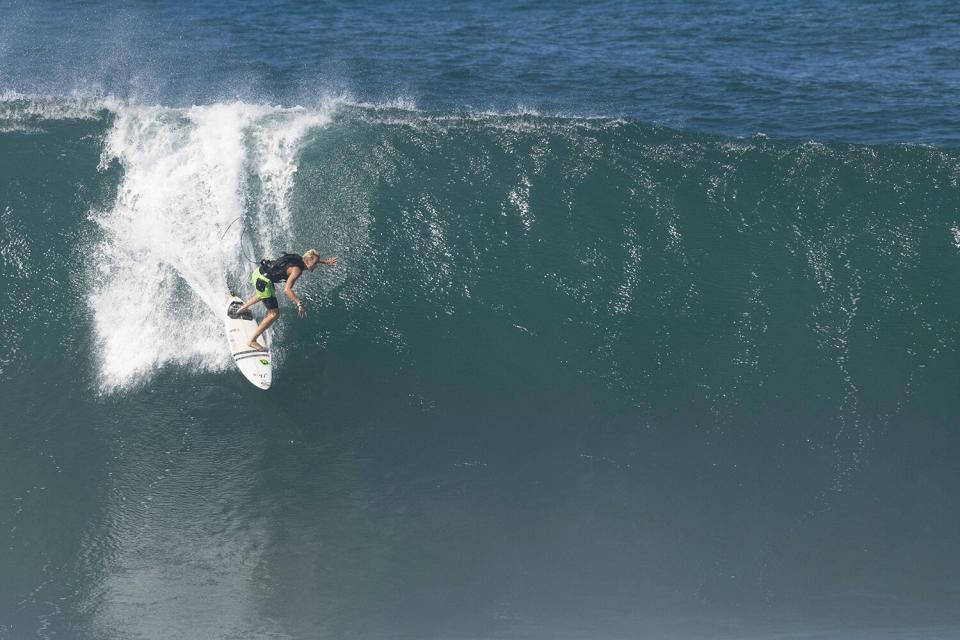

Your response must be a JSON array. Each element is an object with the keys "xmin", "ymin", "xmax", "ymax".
[
  {"xmin": 235, "ymin": 294, "xmax": 260, "ymax": 315},
  {"xmin": 248, "ymin": 296, "xmax": 279, "ymax": 351}
]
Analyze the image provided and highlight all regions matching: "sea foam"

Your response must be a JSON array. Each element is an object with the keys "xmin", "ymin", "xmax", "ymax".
[{"xmin": 89, "ymin": 101, "xmax": 330, "ymax": 390}]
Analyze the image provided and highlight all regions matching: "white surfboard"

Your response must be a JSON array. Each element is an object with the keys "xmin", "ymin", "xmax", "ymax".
[{"xmin": 224, "ymin": 295, "xmax": 272, "ymax": 390}]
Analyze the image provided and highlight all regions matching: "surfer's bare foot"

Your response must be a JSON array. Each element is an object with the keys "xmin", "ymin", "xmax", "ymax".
[{"xmin": 248, "ymin": 340, "xmax": 267, "ymax": 352}]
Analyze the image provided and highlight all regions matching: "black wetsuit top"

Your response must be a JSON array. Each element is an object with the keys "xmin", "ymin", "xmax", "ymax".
[{"xmin": 260, "ymin": 253, "xmax": 306, "ymax": 282}]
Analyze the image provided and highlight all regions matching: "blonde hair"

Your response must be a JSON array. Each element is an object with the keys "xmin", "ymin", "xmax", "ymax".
[{"xmin": 303, "ymin": 249, "xmax": 321, "ymax": 262}]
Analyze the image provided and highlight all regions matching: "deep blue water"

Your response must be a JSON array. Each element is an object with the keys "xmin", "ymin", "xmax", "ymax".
[{"xmin": 3, "ymin": 0, "xmax": 959, "ymax": 144}]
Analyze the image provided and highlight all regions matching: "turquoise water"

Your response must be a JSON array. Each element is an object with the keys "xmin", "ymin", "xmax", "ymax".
[{"xmin": 2, "ymin": 2, "xmax": 960, "ymax": 639}]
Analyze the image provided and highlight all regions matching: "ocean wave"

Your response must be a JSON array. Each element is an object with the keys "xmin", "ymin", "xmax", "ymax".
[{"xmin": 4, "ymin": 94, "xmax": 958, "ymax": 503}]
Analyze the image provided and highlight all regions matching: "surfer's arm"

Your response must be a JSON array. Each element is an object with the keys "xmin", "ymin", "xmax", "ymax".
[{"xmin": 283, "ymin": 267, "xmax": 306, "ymax": 317}]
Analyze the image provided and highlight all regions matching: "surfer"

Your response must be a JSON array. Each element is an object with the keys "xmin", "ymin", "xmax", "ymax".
[{"xmin": 233, "ymin": 249, "xmax": 337, "ymax": 351}]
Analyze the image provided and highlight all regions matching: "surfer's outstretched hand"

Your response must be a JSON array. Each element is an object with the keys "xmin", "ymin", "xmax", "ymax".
[
  {"xmin": 322, "ymin": 257, "xmax": 338, "ymax": 266},
  {"xmin": 297, "ymin": 302, "xmax": 307, "ymax": 318}
]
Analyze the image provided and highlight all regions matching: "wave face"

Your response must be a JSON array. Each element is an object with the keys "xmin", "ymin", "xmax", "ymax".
[{"xmin": 3, "ymin": 96, "xmax": 960, "ymax": 639}]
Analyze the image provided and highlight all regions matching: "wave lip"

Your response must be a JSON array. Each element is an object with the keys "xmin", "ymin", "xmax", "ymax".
[{"xmin": 0, "ymin": 91, "xmax": 118, "ymax": 131}]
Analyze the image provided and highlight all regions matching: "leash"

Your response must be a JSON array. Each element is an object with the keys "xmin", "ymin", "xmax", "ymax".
[{"xmin": 219, "ymin": 215, "xmax": 258, "ymax": 264}]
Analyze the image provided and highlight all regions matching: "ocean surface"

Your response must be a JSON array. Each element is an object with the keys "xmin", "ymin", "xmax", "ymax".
[{"xmin": 2, "ymin": 1, "xmax": 960, "ymax": 639}]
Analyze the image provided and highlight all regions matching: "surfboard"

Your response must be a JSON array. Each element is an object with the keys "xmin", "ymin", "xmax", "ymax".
[{"xmin": 224, "ymin": 294, "xmax": 272, "ymax": 390}]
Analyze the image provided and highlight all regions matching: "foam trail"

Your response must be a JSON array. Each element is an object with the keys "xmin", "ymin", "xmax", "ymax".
[{"xmin": 90, "ymin": 102, "xmax": 330, "ymax": 390}]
